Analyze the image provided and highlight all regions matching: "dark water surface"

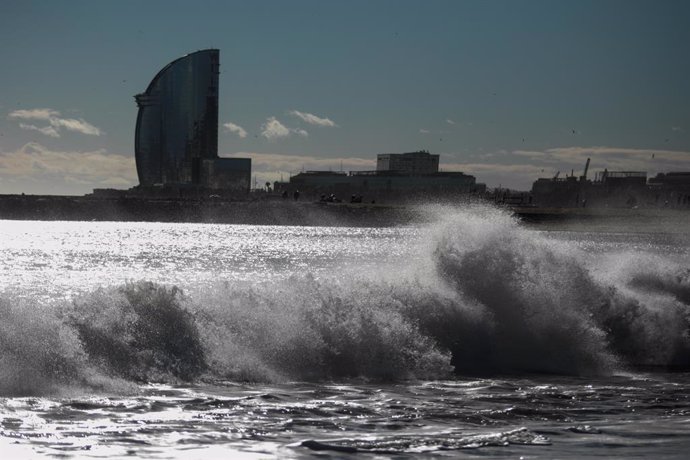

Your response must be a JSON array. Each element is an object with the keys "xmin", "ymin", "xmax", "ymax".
[{"xmin": 3, "ymin": 375, "xmax": 690, "ymax": 458}]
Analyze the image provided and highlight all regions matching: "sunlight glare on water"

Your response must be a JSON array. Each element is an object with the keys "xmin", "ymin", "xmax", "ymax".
[{"xmin": 0, "ymin": 220, "xmax": 419, "ymax": 298}]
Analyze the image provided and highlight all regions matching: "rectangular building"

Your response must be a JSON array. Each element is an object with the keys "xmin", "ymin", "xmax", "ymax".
[{"xmin": 376, "ymin": 151, "xmax": 439, "ymax": 174}]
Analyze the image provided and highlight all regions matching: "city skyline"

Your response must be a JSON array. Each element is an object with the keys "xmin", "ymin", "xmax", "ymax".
[{"xmin": 1, "ymin": 0, "xmax": 689, "ymax": 194}]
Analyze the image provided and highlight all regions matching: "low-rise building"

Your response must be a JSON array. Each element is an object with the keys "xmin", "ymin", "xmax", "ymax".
[
  {"xmin": 531, "ymin": 164, "xmax": 690, "ymax": 209},
  {"xmin": 283, "ymin": 151, "xmax": 483, "ymax": 203},
  {"xmin": 648, "ymin": 172, "xmax": 690, "ymax": 207},
  {"xmin": 376, "ymin": 150, "xmax": 439, "ymax": 174}
]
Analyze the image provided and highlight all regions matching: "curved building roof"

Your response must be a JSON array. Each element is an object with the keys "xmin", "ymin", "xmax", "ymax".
[{"xmin": 135, "ymin": 49, "xmax": 220, "ymax": 186}]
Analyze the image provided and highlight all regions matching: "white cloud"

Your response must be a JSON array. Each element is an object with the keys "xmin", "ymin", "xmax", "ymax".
[
  {"xmin": 260, "ymin": 117, "xmax": 308, "ymax": 140},
  {"xmin": 9, "ymin": 108, "xmax": 60, "ymax": 121},
  {"xmin": 446, "ymin": 119, "xmax": 456, "ymax": 125},
  {"xmin": 19, "ymin": 123, "xmax": 60, "ymax": 138},
  {"xmin": 261, "ymin": 117, "xmax": 291, "ymax": 140},
  {"xmin": 50, "ymin": 117, "xmax": 101, "ymax": 136},
  {"xmin": 289, "ymin": 110, "xmax": 337, "ymax": 127},
  {"xmin": 223, "ymin": 122, "xmax": 248, "ymax": 138},
  {"xmin": 0, "ymin": 142, "xmax": 136, "ymax": 195},
  {"xmin": 8, "ymin": 108, "xmax": 102, "ymax": 137},
  {"xmin": 292, "ymin": 128, "xmax": 309, "ymax": 137}
]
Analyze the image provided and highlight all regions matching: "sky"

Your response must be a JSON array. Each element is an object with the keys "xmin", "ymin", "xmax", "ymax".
[{"xmin": 1, "ymin": 0, "xmax": 689, "ymax": 194}]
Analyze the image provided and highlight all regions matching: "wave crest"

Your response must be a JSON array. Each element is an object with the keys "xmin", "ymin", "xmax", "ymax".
[
  {"xmin": 430, "ymin": 206, "xmax": 690, "ymax": 372},
  {"xmin": 69, "ymin": 282, "xmax": 206, "ymax": 382},
  {"xmin": 2, "ymin": 205, "xmax": 690, "ymax": 396}
]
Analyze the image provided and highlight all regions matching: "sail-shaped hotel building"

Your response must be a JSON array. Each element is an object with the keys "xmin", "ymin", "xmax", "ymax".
[{"xmin": 134, "ymin": 49, "xmax": 250, "ymax": 191}]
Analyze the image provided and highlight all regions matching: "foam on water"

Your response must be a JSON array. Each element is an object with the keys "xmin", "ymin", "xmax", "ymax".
[{"xmin": 1, "ymin": 205, "xmax": 689, "ymax": 396}]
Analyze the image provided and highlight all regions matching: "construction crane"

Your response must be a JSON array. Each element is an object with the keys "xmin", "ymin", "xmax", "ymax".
[{"xmin": 580, "ymin": 158, "xmax": 590, "ymax": 182}]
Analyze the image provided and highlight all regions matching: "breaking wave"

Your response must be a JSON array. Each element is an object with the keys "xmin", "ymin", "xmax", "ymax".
[{"xmin": 1, "ymin": 205, "xmax": 689, "ymax": 395}]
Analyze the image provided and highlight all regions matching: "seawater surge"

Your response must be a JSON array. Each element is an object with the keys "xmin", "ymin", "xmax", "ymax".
[{"xmin": 1, "ymin": 206, "xmax": 689, "ymax": 397}]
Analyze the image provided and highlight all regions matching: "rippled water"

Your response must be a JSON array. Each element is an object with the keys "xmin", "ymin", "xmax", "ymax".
[
  {"xmin": 4, "ymin": 376, "xmax": 690, "ymax": 458},
  {"xmin": 1, "ymin": 205, "xmax": 690, "ymax": 458}
]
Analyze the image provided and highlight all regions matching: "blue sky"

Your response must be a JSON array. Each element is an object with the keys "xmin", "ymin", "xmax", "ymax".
[{"xmin": 1, "ymin": 0, "xmax": 689, "ymax": 194}]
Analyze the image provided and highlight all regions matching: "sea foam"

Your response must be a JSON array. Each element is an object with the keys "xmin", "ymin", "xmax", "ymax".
[{"xmin": 1, "ymin": 205, "xmax": 689, "ymax": 396}]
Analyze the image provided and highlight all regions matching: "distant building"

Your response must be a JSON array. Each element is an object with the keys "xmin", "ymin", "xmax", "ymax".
[
  {"xmin": 531, "ymin": 176, "xmax": 585, "ymax": 208},
  {"xmin": 284, "ymin": 151, "xmax": 483, "ymax": 202},
  {"xmin": 648, "ymin": 172, "xmax": 690, "ymax": 187},
  {"xmin": 349, "ymin": 170, "xmax": 477, "ymax": 195},
  {"xmin": 530, "ymin": 162, "xmax": 690, "ymax": 209},
  {"xmin": 531, "ymin": 168, "xmax": 650, "ymax": 208},
  {"xmin": 134, "ymin": 49, "xmax": 250, "ymax": 192},
  {"xmin": 289, "ymin": 171, "xmax": 349, "ymax": 191},
  {"xmin": 595, "ymin": 170, "xmax": 647, "ymax": 188},
  {"xmin": 377, "ymin": 150, "xmax": 439, "ymax": 174},
  {"xmin": 648, "ymin": 172, "xmax": 690, "ymax": 208}
]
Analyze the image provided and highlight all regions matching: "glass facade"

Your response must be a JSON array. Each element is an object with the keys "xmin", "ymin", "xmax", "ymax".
[{"xmin": 135, "ymin": 49, "xmax": 220, "ymax": 186}]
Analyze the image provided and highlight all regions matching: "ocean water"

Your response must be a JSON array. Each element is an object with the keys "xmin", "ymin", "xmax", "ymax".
[{"xmin": 1, "ymin": 205, "xmax": 690, "ymax": 458}]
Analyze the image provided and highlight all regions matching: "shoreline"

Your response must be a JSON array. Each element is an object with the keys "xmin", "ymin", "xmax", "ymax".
[{"xmin": 0, "ymin": 194, "xmax": 688, "ymax": 233}]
